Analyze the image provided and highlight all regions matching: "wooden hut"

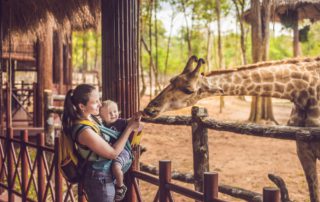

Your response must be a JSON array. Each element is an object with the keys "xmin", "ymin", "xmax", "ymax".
[
  {"xmin": 0, "ymin": 0, "xmax": 101, "ymax": 127},
  {"xmin": 1, "ymin": 0, "xmax": 140, "ymax": 130},
  {"xmin": 244, "ymin": 0, "xmax": 320, "ymax": 57}
]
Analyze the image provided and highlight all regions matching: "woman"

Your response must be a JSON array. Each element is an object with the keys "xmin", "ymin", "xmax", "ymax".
[{"xmin": 62, "ymin": 84, "xmax": 141, "ymax": 202}]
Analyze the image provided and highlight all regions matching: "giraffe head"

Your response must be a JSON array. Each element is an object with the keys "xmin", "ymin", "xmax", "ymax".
[{"xmin": 144, "ymin": 56, "xmax": 223, "ymax": 118}]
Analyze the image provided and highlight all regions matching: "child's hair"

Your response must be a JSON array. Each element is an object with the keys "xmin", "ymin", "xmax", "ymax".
[
  {"xmin": 101, "ymin": 100, "xmax": 118, "ymax": 109},
  {"xmin": 100, "ymin": 100, "xmax": 121, "ymax": 115},
  {"xmin": 62, "ymin": 84, "xmax": 96, "ymax": 135}
]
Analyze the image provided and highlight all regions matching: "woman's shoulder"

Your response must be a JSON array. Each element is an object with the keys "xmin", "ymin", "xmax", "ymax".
[{"xmin": 71, "ymin": 120, "xmax": 100, "ymax": 140}]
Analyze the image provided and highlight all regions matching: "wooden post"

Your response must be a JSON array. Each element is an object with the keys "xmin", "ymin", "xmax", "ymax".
[
  {"xmin": 37, "ymin": 133, "xmax": 45, "ymax": 202},
  {"xmin": 263, "ymin": 187, "xmax": 280, "ymax": 202},
  {"xmin": 53, "ymin": 30, "xmax": 64, "ymax": 94},
  {"xmin": 159, "ymin": 160, "xmax": 171, "ymax": 202},
  {"xmin": 54, "ymin": 137, "xmax": 63, "ymax": 202},
  {"xmin": 191, "ymin": 106, "xmax": 209, "ymax": 192},
  {"xmin": 203, "ymin": 172, "xmax": 218, "ymax": 202},
  {"xmin": 36, "ymin": 19, "xmax": 53, "ymax": 127},
  {"xmin": 44, "ymin": 90, "xmax": 54, "ymax": 146},
  {"xmin": 20, "ymin": 130, "xmax": 28, "ymax": 201},
  {"xmin": 125, "ymin": 146, "xmax": 141, "ymax": 202}
]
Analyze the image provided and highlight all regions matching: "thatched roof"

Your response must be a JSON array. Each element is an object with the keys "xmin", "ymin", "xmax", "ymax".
[
  {"xmin": 2, "ymin": 0, "xmax": 100, "ymax": 38},
  {"xmin": 243, "ymin": 0, "xmax": 320, "ymax": 24}
]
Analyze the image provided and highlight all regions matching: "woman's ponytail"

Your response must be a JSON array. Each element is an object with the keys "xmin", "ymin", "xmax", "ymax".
[
  {"xmin": 62, "ymin": 89, "xmax": 79, "ymax": 135},
  {"xmin": 62, "ymin": 84, "xmax": 96, "ymax": 135}
]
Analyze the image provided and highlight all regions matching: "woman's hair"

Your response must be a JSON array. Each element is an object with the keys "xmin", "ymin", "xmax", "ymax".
[{"xmin": 62, "ymin": 84, "xmax": 96, "ymax": 135}]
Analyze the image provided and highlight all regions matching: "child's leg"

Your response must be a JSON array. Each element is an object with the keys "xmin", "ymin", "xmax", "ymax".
[{"xmin": 112, "ymin": 161, "xmax": 124, "ymax": 187}]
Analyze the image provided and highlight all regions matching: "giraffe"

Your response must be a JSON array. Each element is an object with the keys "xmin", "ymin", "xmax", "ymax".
[{"xmin": 144, "ymin": 55, "xmax": 320, "ymax": 202}]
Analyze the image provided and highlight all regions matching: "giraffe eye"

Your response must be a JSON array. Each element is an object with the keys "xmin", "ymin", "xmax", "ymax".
[{"xmin": 180, "ymin": 88, "xmax": 194, "ymax": 95}]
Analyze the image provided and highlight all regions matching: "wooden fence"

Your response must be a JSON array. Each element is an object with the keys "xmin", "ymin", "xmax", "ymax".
[{"xmin": 0, "ymin": 128, "xmax": 86, "ymax": 202}]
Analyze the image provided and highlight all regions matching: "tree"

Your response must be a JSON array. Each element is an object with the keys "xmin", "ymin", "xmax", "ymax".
[
  {"xmin": 248, "ymin": 0, "xmax": 276, "ymax": 123},
  {"xmin": 231, "ymin": 0, "xmax": 249, "ymax": 65}
]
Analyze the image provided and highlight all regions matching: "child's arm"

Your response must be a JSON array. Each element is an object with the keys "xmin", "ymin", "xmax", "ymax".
[{"xmin": 78, "ymin": 119, "xmax": 141, "ymax": 159}]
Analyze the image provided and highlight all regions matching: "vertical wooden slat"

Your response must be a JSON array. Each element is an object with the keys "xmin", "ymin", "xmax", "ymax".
[
  {"xmin": 32, "ymin": 82, "xmax": 37, "ymax": 126},
  {"xmin": 0, "ymin": 0, "xmax": 4, "ymax": 195},
  {"xmin": 54, "ymin": 137, "xmax": 62, "ymax": 202},
  {"xmin": 203, "ymin": 172, "xmax": 218, "ymax": 202},
  {"xmin": 119, "ymin": 0, "xmax": 125, "ymax": 117},
  {"xmin": 159, "ymin": 160, "xmax": 171, "ymax": 202},
  {"xmin": 21, "ymin": 130, "xmax": 28, "ymax": 201},
  {"xmin": 37, "ymin": 133, "xmax": 45, "ymax": 202}
]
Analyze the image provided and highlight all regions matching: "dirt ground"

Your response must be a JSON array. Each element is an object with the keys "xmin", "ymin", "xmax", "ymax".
[{"xmin": 138, "ymin": 96, "xmax": 319, "ymax": 202}]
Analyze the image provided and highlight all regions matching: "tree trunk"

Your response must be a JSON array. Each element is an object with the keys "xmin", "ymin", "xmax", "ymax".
[
  {"xmin": 248, "ymin": 0, "xmax": 262, "ymax": 122},
  {"xmin": 232, "ymin": 0, "xmax": 247, "ymax": 65},
  {"xmin": 292, "ymin": 11, "xmax": 301, "ymax": 57},
  {"xmin": 181, "ymin": 0, "xmax": 192, "ymax": 57},
  {"xmin": 215, "ymin": 0, "xmax": 225, "ymax": 113},
  {"xmin": 154, "ymin": 0, "xmax": 161, "ymax": 93},
  {"xmin": 248, "ymin": 0, "xmax": 276, "ymax": 124},
  {"xmin": 139, "ymin": 0, "xmax": 146, "ymax": 97},
  {"xmin": 206, "ymin": 24, "xmax": 212, "ymax": 73},
  {"xmin": 82, "ymin": 33, "xmax": 88, "ymax": 83},
  {"xmin": 139, "ymin": 44, "xmax": 146, "ymax": 97},
  {"xmin": 148, "ymin": 0, "xmax": 153, "ymax": 99},
  {"xmin": 164, "ymin": 4, "xmax": 175, "ymax": 76},
  {"xmin": 94, "ymin": 31, "xmax": 99, "ymax": 70}
]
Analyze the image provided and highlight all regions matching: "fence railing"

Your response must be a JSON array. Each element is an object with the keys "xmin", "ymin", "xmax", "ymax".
[{"xmin": 0, "ymin": 128, "xmax": 85, "ymax": 202}]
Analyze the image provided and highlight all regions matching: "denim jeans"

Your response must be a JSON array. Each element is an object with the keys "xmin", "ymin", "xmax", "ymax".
[{"xmin": 83, "ymin": 168, "xmax": 115, "ymax": 202}]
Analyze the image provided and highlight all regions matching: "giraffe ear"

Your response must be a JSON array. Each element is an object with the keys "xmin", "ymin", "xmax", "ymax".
[{"xmin": 182, "ymin": 55, "xmax": 198, "ymax": 74}]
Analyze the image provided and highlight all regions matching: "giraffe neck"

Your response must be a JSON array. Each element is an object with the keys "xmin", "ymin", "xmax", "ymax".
[{"xmin": 203, "ymin": 62, "xmax": 318, "ymax": 102}]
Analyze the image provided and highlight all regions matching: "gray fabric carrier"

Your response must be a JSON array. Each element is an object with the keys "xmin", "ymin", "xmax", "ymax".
[{"xmin": 71, "ymin": 124, "xmax": 112, "ymax": 171}]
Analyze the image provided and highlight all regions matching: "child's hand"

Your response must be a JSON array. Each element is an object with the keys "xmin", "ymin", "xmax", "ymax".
[
  {"xmin": 128, "ymin": 119, "xmax": 142, "ymax": 130},
  {"xmin": 132, "ymin": 111, "xmax": 144, "ymax": 121}
]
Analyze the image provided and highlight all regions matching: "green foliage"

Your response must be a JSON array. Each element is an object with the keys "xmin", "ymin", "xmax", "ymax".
[
  {"xmin": 70, "ymin": 1, "xmax": 320, "ymax": 80},
  {"xmin": 269, "ymin": 34, "xmax": 293, "ymax": 60},
  {"xmin": 301, "ymin": 22, "xmax": 320, "ymax": 56},
  {"xmin": 72, "ymin": 31, "xmax": 101, "ymax": 71}
]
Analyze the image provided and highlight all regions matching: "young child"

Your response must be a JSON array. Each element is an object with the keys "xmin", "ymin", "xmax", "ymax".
[{"xmin": 99, "ymin": 100, "xmax": 134, "ymax": 201}]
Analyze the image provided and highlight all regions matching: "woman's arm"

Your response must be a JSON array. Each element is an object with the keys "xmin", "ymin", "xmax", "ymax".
[{"xmin": 78, "ymin": 118, "xmax": 141, "ymax": 159}]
